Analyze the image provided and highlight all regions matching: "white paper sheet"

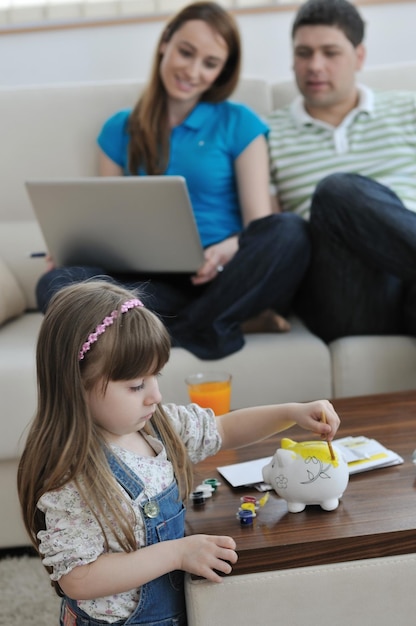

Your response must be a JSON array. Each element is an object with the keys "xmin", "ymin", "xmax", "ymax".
[
  {"xmin": 217, "ymin": 456, "xmax": 272, "ymax": 488},
  {"xmin": 216, "ymin": 436, "xmax": 404, "ymax": 488}
]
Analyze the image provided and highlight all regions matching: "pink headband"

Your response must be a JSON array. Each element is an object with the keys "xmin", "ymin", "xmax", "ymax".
[{"xmin": 78, "ymin": 298, "xmax": 144, "ymax": 361}]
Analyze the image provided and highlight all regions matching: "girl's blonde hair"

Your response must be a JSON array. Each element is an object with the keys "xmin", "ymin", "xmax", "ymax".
[
  {"xmin": 18, "ymin": 280, "xmax": 193, "ymax": 590},
  {"xmin": 128, "ymin": 1, "xmax": 241, "ymax": 174}
]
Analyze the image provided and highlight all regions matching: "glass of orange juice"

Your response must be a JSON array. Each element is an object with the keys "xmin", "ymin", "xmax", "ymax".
[{"xmin": 185, "ymin": 371, "xmax": 232, "ymax": 415}]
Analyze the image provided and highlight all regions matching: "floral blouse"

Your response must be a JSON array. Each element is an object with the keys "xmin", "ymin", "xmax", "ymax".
[{"xmin": 37, "ymin": 403, "xmax": 221, "ymax": 623}]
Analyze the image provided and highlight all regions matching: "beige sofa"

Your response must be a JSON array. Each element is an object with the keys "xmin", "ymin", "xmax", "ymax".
[{"xmin": 1, "ymin": 61, "xmax": 416, "ymax": 549}]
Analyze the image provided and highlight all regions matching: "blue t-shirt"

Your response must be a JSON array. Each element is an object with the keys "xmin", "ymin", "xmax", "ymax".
[{"xmin": 97, "ymin": 101, "xmax": 269, "ymax": 247}]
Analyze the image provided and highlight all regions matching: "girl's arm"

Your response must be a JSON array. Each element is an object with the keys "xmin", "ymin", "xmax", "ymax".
[
  {"xmin": 98, "ymin": 148, "xmax": 123, "ymax": 176},
  {"xmin": 216, "ymin": 400, "xmax": 340, "ymax": 450},
  {"xmin": 59, "ymin": 534, "xmax": 237, "ymax": 600},
  {"xmin": 235, "ymin": 134, "xmax": 274, "ymax": 225}
]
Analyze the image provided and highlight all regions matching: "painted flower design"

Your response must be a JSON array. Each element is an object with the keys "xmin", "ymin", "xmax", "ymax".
[
  {"xmin": 275, "ymin": 475, "xmax": 288, "ymax": 489},
  {"xmin": 301, "ymin": 456, "xmax": 332, "ymax": 484}
]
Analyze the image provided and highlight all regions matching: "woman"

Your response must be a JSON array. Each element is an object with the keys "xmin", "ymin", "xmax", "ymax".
[{"xmin": 36, "ymin": 1, "xmax": 310, "ymax": 360}]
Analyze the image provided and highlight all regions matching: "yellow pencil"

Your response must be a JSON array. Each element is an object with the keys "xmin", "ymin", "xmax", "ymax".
[{"xmin": 321, "ymin": 411, "xmax": 336, "ymax": 461}]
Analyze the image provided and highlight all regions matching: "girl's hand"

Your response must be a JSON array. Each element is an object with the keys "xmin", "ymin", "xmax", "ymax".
[
  {"xmin": 177, "ymin": 534, "xmax": 238, "ymax": 583},
  {"xmin": 291, "ymin": 400, "xmax": 340, "ymax": 441},
  {"xmin": 191, "ymin": 236, "xmax": 239, "ymax": 286}
]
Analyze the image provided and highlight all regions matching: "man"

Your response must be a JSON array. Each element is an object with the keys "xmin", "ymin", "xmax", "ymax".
[{"xmin": 269, "ymin": 0, "xmax": 416, "ymax": 343}]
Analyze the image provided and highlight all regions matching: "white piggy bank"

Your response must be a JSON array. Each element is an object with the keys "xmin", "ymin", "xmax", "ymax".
[{"xmin": 262, "ymin": 438, "xmax": 349, "ymax": 513}]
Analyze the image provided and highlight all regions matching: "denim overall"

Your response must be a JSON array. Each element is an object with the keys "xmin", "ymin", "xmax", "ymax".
[{"xmin": 60, "ymin": 453, "xmax": 187, "ymax": 626}]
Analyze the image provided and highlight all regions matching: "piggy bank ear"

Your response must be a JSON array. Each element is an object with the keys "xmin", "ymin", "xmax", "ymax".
[
  {"xmin": 280, "ymin": 438, "xmax": 296, "ymax": 449},
  {"xmin": 276, "ymin": 449, "xmax": 296, "ymax": 466}
]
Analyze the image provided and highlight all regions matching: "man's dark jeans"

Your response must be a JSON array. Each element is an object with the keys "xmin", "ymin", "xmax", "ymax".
[{"xmin": 296, "ymin": 172, "xmax": 416, "ymax": 342}]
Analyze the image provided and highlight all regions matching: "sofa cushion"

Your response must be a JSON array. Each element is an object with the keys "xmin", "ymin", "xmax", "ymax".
[
  {"xmin": 159, "ymin": 317, "xmax": 332, "ymax": 406},
  {"xmin": 330, "ymin": 335, "xmax": 416, "ymax": 398},
  {"xmin": 0, "ymin": 256, "xmax": 25, "ymax": 326}
]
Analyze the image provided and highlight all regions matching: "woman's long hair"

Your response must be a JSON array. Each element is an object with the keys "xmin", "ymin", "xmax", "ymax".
[
  {"xmin": 17, "ymin": 280, "xmax": 193, "ymax": 591},
  {"xmin": 128, "ymin": 1, "xmax": 241, "ymax": 175}
]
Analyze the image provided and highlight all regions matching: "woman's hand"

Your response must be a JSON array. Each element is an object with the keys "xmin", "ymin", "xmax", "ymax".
[
  {"xmin": 191, "ymin": 236, "xmax": 239, "ymax": 285},
  {"xmin": 177, "ymin": 534, "xmax": 238, "ymax": 583}
]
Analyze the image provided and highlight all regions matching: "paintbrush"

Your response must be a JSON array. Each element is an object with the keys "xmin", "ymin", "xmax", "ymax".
[{"xmin": 321, "ymin": 410, "xmax": 336, "ymax": 461}]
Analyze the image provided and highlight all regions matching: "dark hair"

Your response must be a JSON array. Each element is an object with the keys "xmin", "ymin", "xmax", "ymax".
[
  {"xmin": 129, "ymin": 1, "xmax": 241, "ymax": 175},
  {"xmin": 292, "ymin": 0, "xmax": 365, "ymax": 47}
]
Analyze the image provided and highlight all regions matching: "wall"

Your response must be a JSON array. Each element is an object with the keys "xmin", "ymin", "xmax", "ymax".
[{"xmin": 0, "ymin": 1, "xmax": 415, "ymax": 87}]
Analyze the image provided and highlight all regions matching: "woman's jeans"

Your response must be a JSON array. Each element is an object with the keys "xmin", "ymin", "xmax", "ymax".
[
  {"xmin": 296, "ymin": 173, "xmax": 416, "ymax": 343},
  {"xmin": 36, "ymin": 213, "xmax": 310, "ymax": 360}
]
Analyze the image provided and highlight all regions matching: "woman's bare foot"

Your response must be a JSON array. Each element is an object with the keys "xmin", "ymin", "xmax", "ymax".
[{"xmin": 241, "ymin": 309, "xmax": 291, "ymax": 334}]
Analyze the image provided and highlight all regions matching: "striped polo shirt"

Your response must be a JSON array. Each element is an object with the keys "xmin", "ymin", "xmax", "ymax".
[{"xmin": 268, "ymin": 85, "xmax": 416, "ymax": 219}]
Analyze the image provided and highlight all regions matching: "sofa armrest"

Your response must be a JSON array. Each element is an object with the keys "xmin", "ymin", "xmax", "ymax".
[
  {"xmin": 0, "ymin": 255, "xmax": 25, "ymax": 325},
  {"xmin": 0, "ymin": 221, "xmax": 47, "ymax": 311}
]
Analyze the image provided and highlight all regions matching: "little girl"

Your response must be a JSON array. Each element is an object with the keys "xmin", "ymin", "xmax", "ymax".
[{"xmin": 18, "ymin": 280, "xmax": 340, "ymax": 625}]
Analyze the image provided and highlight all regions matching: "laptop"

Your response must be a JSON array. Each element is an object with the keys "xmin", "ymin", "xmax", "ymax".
[{"xmin": 25, "ymin": 176, "xmax": 205, "ymax": 273}]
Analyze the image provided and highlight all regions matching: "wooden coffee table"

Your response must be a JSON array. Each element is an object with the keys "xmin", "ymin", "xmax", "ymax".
[{"xmin": 185, "ymin": 391, "xmax": 416, "ymax": 576}]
